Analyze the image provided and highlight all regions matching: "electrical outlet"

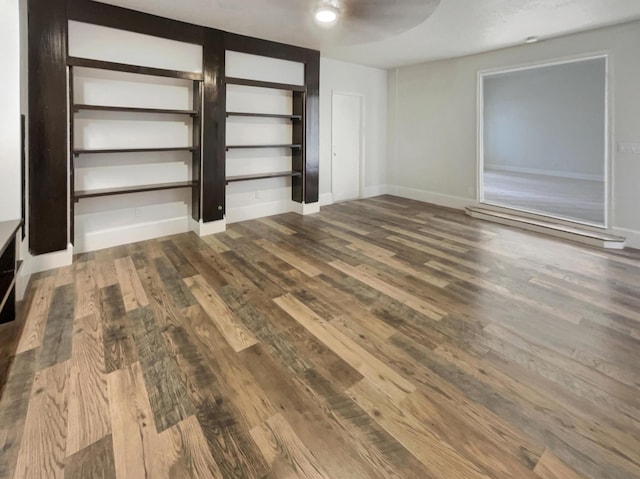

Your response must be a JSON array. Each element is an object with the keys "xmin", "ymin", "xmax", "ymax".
[
  {"xmin": 467, "ymin": 186, "xmax": 475, "ymax": 195},
  {"xmin": 135, "ymin": 207, "xmax": 142, "ymax": 217},
  {"xmin": 618, "ymin": 142, "xmax": 640, "ymax": 154},
  {"xmin": 255, "ymin": 190, "xmax": 262, "ymax": 200}
]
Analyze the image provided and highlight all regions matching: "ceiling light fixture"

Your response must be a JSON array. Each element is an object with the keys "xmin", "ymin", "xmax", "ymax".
[
  {"xmin": 314, "ymin": 1, "xmax": 340, "ymax": 26},
  {"xmin": 525, "ymin": 36, "xmax": 539, "ymax": 44}
]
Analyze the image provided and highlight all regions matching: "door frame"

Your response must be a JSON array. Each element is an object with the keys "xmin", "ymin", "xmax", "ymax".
[
  {"xmin": 476, "ymin": 52, "xmax": 610, "ymax": 229},
  {"xmin": 331, "ymin": 90, "xmax": 365, "ymax": 202}
]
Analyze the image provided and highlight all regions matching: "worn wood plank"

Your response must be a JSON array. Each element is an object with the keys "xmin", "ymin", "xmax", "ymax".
[
  {"xmin": 38, "ymin": 284, "xmax": 75, "ymax": 370},
  {"xmin": 184, "ymin": 275, "xmax": 259, "ymax": 352},
  {"xmin": 14, "ymin": 361, "xmax": 70, "ymax": 479},
  {"xmin": 274, "ymin": 294, "xmax": 415, "ymax": 403},
  {"xmin": 15, "ymin": 277, "xmax": 56, "ymax": 354},
  {"xmin": 64, "ymin": 435, "xmax": 116, "ymax": 479},
  {"xmin": 66, "ymin": 313, "xmax": 111, "ymax": 457},
  {"xmin": 114, "ymin": 256, "xmax": 149, "ymax": 312}
]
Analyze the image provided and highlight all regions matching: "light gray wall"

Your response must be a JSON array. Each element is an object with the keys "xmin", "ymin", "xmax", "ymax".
[
  {"xmin": 484, "ymin": 58, "xmax": 606, "ymax": 180},
  {"xmin": 0, "ymin": 0, "xmax": 22, "ymax": 222},
  {"xmin": 387, "ymin": 21, "xmax": 640, "ymax": 239}
]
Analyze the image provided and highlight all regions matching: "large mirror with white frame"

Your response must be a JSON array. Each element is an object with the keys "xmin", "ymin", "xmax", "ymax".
[{"xmin": 479, "ymin": 56, "xmax": 607, "ymax": 227}]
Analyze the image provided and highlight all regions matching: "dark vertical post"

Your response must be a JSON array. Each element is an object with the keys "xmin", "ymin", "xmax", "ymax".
[
  {"xmin": 304, "ymin": 50, "xmax": 320, "ymax": 204},
  {"xmin": 291, "ymin": 91, "xmax": 305, "ymax": 202},
  {"xmin": 69, "ymin": 66, "xmax": 75, "ymax": 244},
  {"xmin": 202, "ymin": 29, "xmax": 225, "ymax": 222},
  {"xmin": 20, "ymin": 115, "xmax": 26, "ymax": 240},
  {"xmin": 28, "ymin": 0, "xmax": 68, "ymax": 254},
  {"xmin": 192, "ymin": 79, "xmax": 202, "ymax": 221}
]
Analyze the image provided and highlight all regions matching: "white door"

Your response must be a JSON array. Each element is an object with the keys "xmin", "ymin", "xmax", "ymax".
[{"xmin": 332, "ymin": 92, "xmax": 362, "ymax": 202}]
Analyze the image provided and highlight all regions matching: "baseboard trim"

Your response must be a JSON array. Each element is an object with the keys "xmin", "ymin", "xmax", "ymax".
[
  {"xmin": 389, "ymin": 185, "xmax": 473, "ymax": 210},
  {"xmin": 363, "ymin": 184, "xmax": 391, "ymax": 198},
  {"xmin": 290, "ymin": 201, "xmax": 320, "ymax": 216},
  {"xmin": 611, "ymin": 227, "xmax": 640, "ymax": 250},
  {"xmin": 319, "ymin": 193, "xmax": 333, "ymax": 207},
  {"xmin": 485, "ymin": 164, "xmax": 603, "ymax": 182},
  {"xmin": 23, "ymin": 243, "xmax": 74, "ymax": 276},
  {"xmin": 226, "ymin": 201, "xmax": 293, "ymax": 224},
  {"xmin": 190, "ymin": 218, "xmax": 226, "ymax": 236},
  {"xmin": 74, "ymin": 217, "xmax": 189, "ymax": 254}
]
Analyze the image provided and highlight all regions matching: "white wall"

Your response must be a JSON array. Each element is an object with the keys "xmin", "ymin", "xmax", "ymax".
[
  {"xmin": 484, "ymin": 57, "xmax": 606, "ymax": 180},
  {"xmin": 0, "ymin": 0, "xmax": 21, "ymax": 222},
  {"xmin": 388, "ymin": 21, "xmax": 640, "ymax": 244},
  {"xmin": 320, "ymin": 58, "xmax": 388, "ymax": 204}
]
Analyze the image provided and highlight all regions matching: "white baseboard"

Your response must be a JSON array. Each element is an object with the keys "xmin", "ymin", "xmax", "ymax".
[
  {"xmin": 226, "ymin": 200, "xmax": 293, "ymax": 224},
  {"xmin": 389, "ymin": 185, "xmax": 474, "ymax": 210},
  {"xmin": 485, "ymin": 164, "xmax": 603, "ymax": 182},
  {"xmin": 611, "ymin": 227, "xmax": 640, "ymax": 249},
  {"xmin": 319, "ymin": 193, "xmax": 333, "ymax": 206},
  {"xmin": 363, "ymin": 184, "xmax": 391, "ymax": 198},
  {"xmin": 20, "ymin": 243, "xmax": 74, "ymax": 281},
  {"xmin": 190, "ymin": 217, "xmax": 226, "ymax": 236},
  {"xmin": 75, "ymin": 217, "xmax": 189, "ymax": 254},
  {"xmin": 290, "ymin": 201, "xmax": 320, "ymax": 216}
]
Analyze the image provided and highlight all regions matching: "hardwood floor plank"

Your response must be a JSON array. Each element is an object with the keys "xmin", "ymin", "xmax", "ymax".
[
  {"xmin": 66, "ymin": 313, "xmax": 110, "ymax": 457},
  {"xmin": 14, "ymin": 361, "xmax": 70, "ymax": 479},
  {"xmin": 274, "ymin": 294, "xmax": 415, "ymax": 403},
  {"xmin": 154, "ymin": 256, "xmax": 198, "ymax": 310},
  {"xmin": 346, "ymin": 378, "xmax": 492, "ymax": 479},
  {"xmin": 15, "ymin": 277, "xmax": 56, "ymax": 354},
  {"xmin": 159, "ymin": 415, "xmax": 223, "ymax": 479},
  {"xmin": 107, "ymin": 361, "xmax": 171, "ymax": 479},
  {"xmin": 184, "ymin": 275, "xmax": 259, "ymax": 352},
  {"xmin": 329, "ymin": 260, "xmax": 446, "ymax": 320},
  {"xmin": 0, "ymin": 349, "xmax": 37, "ymax": 478},
  {"xmin": 100, "ymin": 284, "xmax": 138, "ymax": 374},
  {"xmin": 238, "ymin": 344, "xmax": 387, "ymax": 479},
  {"xmin": 254, "ymin": 239, "xmax": 322, "ymax": 277},
  {"xmin": 64, "ymin": 435, "xmax": 116, "ymax": 479},
  {"xmin": 534, "ymin": 449, "xmax": 588, "ymax": 479},
  {"xmin": 129, "ymin": 307, "xmax": 195, "ymax": 432},
  {"xmin": 251, "ymin": 414, "xmax": 328, "ymax": 479},
  {"xmin": 38, "ymin": 284, "xmax": 75, "ymax": 370},
  {"xmin": 114, "ymin": 257, "xmax": 149, "ymax": 312}
]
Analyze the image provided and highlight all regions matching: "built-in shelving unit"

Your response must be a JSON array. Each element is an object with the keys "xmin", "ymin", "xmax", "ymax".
[
  {"xmin": 224, "ymin": 75, "xmax": 305, "ymax": 187},
  {"xmin": 0, "ymin": 220, "xmax": 22, "ymax": 325},
  {"xmin": 68, "ymin": 59, "xmax": 203, "ymax": 241}
]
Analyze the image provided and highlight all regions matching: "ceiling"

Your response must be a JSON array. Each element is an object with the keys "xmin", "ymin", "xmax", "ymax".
[{"xmin": 96, "ymin": 0, "xmax": 640, "ymax": 68}]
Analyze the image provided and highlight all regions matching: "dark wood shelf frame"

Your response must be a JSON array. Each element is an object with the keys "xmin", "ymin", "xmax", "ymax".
[
  {"xmin": 0, "ymin": 219, "xmax": 22, "ymax": 324},
  {"xmin": 226, "ymin": 112, "xmax": 302, "ymax": 120},
  {"xmin": 73, "ymin": 104, "xmax": 198, "ymax": 116},
  {"xmin": 226, "ymin": 171, "xmax": 301, "ymax": 184},
  {"xmin": 226, "ymin": 144, "xmax": 301, "ymax": 151},
  {"xmin": 225, "ymin": 76, "xmax": 306, "ymax": 92},
  {"xmin": 74, "ymin": 181, "xmax": 195, "ymax": 201},
  {"xmin": 67, "ymin": 56, "xmax": 204, "ymax": 81},
  {"xmin": 73, "ymin": 146, "xmax": 198, "ymax": 156}
]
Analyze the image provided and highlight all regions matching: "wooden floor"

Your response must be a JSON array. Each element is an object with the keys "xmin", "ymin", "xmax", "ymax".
[{"xmin": 1, "ymin": 196, "xmax": 640, "ymax": 479}]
